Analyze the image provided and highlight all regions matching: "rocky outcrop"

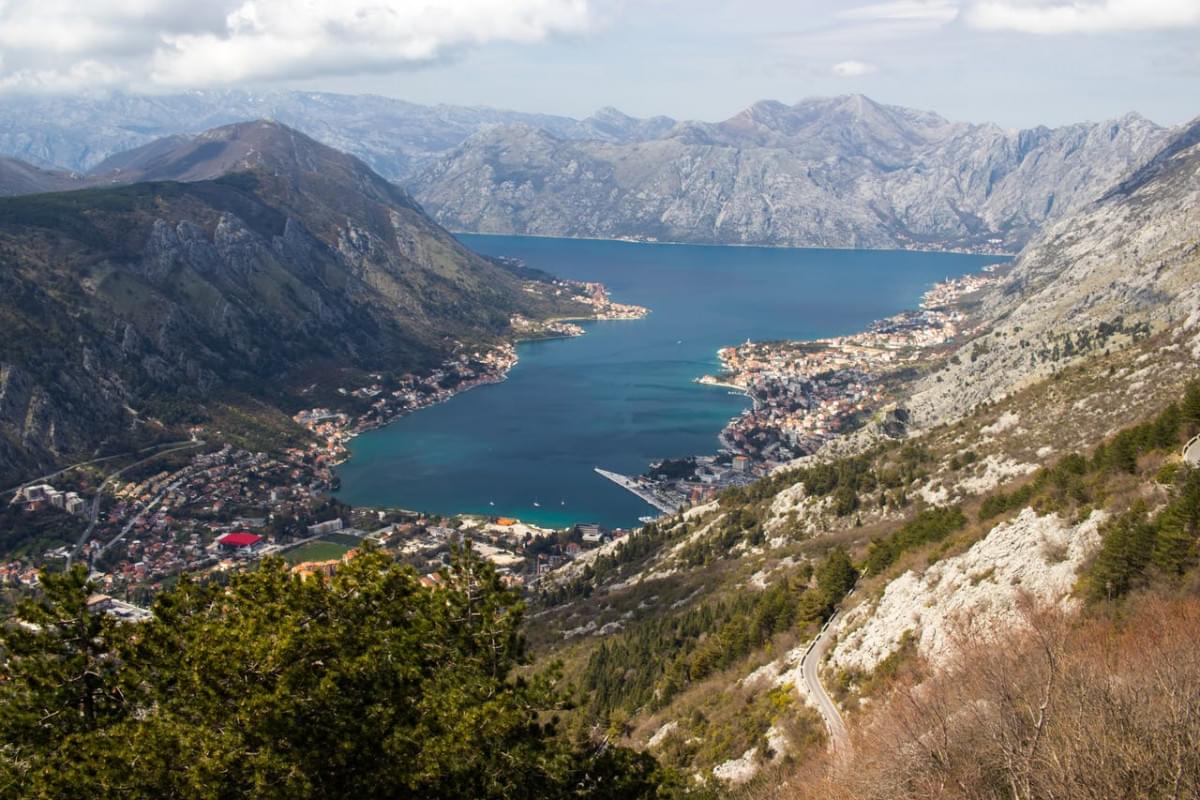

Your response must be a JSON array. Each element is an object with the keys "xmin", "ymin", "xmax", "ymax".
[
  {"xmin": 410, "ymin": 95, "xmax": 1167, "ymax": 252},
  {"xmin": 908, "ymin": 116, "xmax": 1200, "ymax": 426},
  {"xmin": 831, "ymin": 508, "xmax": 1105, "ymax": 674}
]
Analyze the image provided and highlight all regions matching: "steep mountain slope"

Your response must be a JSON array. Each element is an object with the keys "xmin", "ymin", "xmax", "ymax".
[
  {"xmin": 520, "ymin": 113, "xmax": 1200, "ymax": 790},
  {"xmin": 0, "ymin": 91, "xmax": 1166, "ymax": 252},
  {"xmin": 0, "ymin": 121, "xmax": 582, "ymax": 486},
  {"xmin": 909, "ymin": 116, "xmax": 1200, "ymax": 425},
  {"xmin": 0, "ymin": 90, "xmax": 676, "ymax": 180},
  {"xmin": 528, "ymin": 323, "xmax": 1200, "ymax": 788},
  {"xmin": 411, "ymin": 95, "xmax": 1166, "ymax": 251},
  {"xmin": 0, "ymin": 157, "xmax": 84, "ymax": 196}
]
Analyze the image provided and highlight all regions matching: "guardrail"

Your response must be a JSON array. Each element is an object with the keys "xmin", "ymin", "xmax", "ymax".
[{"xmin": 1184, "ymin": 434, "xmax": 1200, "ymax": 466}]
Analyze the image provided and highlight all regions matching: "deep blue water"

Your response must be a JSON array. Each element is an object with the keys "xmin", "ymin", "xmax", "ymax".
[{"xmin": 335, "ymin": 236, "xmax": 1001, "ymax": 528}]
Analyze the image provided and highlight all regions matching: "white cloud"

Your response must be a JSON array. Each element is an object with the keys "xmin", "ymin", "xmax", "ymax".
[
  {"xmin": 831, "ymin": 59, "xmax": 878, "ymax": 76},
  {"xmin": 837, "ymin": 0, "xmax": 961, "ymax": 24},
  {"xmin": 965, "ymin": 0, "xmax": 1200, "ymax": 34},
  {"xmin": 0, "ymin": 60, "xmax": 129, "ymax": 93},
  {"xmin": 0, "ymin": 0, "xmax": 593, "ymax": 92}
]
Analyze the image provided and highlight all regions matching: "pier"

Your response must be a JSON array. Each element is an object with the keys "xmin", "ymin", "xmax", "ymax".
[{"xmin": 594, "ymin": 467, "xmax": 678, "ymax": 514}]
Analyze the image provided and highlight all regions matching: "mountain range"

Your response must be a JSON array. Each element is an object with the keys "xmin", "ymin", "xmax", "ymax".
[
  {"xmin": 412, "ymin": 95, "xmax": 1168, "ymax": 251},
  {"xmin": 0, "ymin": 120, "xmax": 582, "ymax": 485},
  {"xmin": 0, "ymin": 90, "xmax": 1172, "ymax": 252},
  {"xmin": 0, "ymin": 90, "xmax": 672, "ymax": 181},
  {"xmin": 909, "ymin": 115, "xmax": 1200, "ymax": 425}
]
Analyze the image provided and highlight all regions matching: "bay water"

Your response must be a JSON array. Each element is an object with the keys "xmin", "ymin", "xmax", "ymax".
[{"xmin": 334, "ymin": 235, "xmax": 1001, "ymax": 528}]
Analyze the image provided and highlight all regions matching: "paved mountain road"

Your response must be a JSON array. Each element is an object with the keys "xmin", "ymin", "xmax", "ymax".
[
  {"xmin": 800, "ymin": 601, "xmax": 850, "ymax": 750},
  {"xmin": 1185, "ymin": 434, "xmax": 1200, "ymax": 468}
]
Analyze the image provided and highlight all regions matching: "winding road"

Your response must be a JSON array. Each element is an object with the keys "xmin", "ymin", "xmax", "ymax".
[
  {"xmin": 800, "ymin": 600, "xmax": 851, "ymax": 750},
  {"xmin": 2, "ymin": 453, "xmax": 136, "ymax": 500}
]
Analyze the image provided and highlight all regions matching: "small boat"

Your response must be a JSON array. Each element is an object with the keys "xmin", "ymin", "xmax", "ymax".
[
  {"xmin": 533, "ymin": 501, "xmax": 541, "ymax": 508},
  {"xmin": 489, "ymin": 501, "xmax": 495, "ymax": 507}
]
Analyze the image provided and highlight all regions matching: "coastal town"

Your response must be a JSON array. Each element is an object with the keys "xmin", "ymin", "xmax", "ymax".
[
  {"xmin": 1, "ymin": 265, "xmax": 994, "ymax": 607},
  {"xmin": 695, "ymin": 266, "xmax": 1003, "ymax": 465},
  {"xmin": 0, "ymin": 276, "xmax": 648, "ymax": 605}
]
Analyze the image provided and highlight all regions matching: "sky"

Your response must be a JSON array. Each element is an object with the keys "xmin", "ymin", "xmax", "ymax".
[{"xmin": 0, "ymin": 0, "xmax": 1196, "ymax": 127}]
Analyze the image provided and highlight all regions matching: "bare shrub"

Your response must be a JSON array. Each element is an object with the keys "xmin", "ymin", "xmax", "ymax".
[{"xmin": 765, "ymin": 595, "xmax": 1200, "ymax": 799}]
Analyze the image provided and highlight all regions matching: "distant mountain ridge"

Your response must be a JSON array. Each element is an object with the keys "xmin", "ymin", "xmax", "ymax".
[
  {"xmin": 0, "ymin": 90, "xmax": 1171, "ymax": 252},
  {"xmin": 0, "ymin": 157, "xmax": 85, "ymax": 196},
  {"xmin": 411, "ymin": 95, "xmax": 1169, "ymax": 252},
  {"xmin": 0, "ymin": 90, "xmax": 676, "ymax": 180},
  {"xmin": 0, "ymin": 120, "xmax": 580, "ymax": 485}
]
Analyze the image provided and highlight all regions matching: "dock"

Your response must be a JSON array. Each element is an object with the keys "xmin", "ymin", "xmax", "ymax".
[{"xmin": 594, "ymin": 467, "xmax": 678, "ymax": 514}]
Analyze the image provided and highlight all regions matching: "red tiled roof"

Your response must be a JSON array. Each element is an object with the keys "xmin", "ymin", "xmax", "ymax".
[{"xmin": 217, "ymin": 532, "xmax": 263, "ymax": 547}]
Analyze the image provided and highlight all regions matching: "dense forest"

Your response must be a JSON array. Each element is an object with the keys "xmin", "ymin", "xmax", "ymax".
[{"xmin": 0, "ymin": 548, "xmax": 696, "ymax": 799}]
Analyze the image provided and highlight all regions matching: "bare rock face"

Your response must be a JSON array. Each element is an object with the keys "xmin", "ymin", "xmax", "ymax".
[
  {"xmin": 909, "ymin": 117, "xmax": 1200, "ymax": 426},
  {"xmin": 831, "ymin": 508, "xmax": 1106, "ymax": 673},
  {"xmin": 410, "ymin": 96, "xmax": 1168, "ymax": 252}
]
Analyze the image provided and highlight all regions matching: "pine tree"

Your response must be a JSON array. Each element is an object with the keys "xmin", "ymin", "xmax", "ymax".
[
  {"xmin": 1153, "ymin": 471, "xmax": 1200, "ymax": 576},
  {"xmin": 0, "ymin": 566, "xmax": 129, "ymax": 797},
  {"xmin": 1184, "ymin": 381, "xmax": 1200, "ymax": 429},
  {"xmin": 1087, "ymin": 503, "xmax": 1156, "ymax": 600},
  {"xmin": 0, "ymin": 547, "xmax": 677, "ymax": 800}
]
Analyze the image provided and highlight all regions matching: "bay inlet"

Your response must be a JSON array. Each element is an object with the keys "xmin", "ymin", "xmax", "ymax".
[{"xmin": 334, "ymin": 235, "xmax": 1002, "ymax": 528}]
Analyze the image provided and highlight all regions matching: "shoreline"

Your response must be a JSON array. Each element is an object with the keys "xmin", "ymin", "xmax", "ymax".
[
  {"xmin": 455, "ymin": 229, "xmax": 1018, "ymax": 259},
  {"xmin": 694, "ymin": 376, "xmax": 749, "ymax": 394},
  {"xmin": 326, "ymin": 260, "xmax": 1007, "ymax": 530},
  {"xmin": 698, "ymin": 266, "xmax": 1008, "ymax": 466},
  {"xmin": 316, "ymin": 307, "xmax": 649, "ymax": 472}
]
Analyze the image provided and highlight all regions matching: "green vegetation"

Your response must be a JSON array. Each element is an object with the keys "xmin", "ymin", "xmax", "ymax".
[
  {"xmin": 720, "ymin": 442, "xmax": 933, "ymax": 518},
  {"xmin": 581, "ymin": 548, "xmax": 855, "ymax": 722},
  {"xmin": 1033, "ymin": 316, "xmax": 1152, "ymax": 365},
  {"xmin": 0, "ymin": 548, "xmax": 688, "ymax": 799},
  {"xmin": 652, "ymin": 681, "xmax": 823, "ymax": 778},
  {"xmin": 1083, "ymin": 467, "xmax": 1200, "ymax": 600},
  {"xmin": 863, "ymin": 507, "xmax": 968, "ymax": 575},
  {"xmin": 979, "ymin": 385, "xmax": 1200, "ymax": 524},
  {"xmin": 0, "ymin": 504, "xmax": 78, "ymax": 559},
  {"xmin": 538, "ymin": 520, "xmax": 680, "ymax": 605},
  {"xmin": 282, "ymin": 537, "xmax": 355, "ymax": 564}
]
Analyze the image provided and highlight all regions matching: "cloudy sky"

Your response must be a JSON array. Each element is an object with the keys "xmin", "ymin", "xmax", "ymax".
[{"xmin": 0, "ymin": 0, "xmax": 1196, "ymax": 127}]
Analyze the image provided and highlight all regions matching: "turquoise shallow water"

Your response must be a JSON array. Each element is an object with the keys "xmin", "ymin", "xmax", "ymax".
[{"xmin": 334, "ymin": 236, "xmax": 1002, "ymax": 528}]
